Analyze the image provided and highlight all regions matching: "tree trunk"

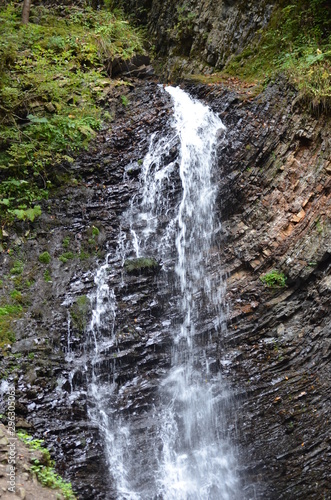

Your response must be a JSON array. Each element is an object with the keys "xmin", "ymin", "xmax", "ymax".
[{"xmin": 22, "ymin": 0, "xmax": 31, "ymax": 25}]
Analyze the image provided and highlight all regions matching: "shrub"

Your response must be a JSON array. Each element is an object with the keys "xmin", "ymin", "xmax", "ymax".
[{"xmin": 260, "ymin": 270, "xmax": 287, "ymax": 288}]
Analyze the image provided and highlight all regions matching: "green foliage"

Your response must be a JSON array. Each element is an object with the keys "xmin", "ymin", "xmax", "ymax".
[
  {"xmin": 38, "ymin": 251, "xmax": 51, "ymax": 264},
  {"xmin": 0, "ymin": 2, "xmax": 145, "ymax": 223},
  {"xmin": 9, "ymin": 205, "xmax": 42, "ymax": 222},
  {"xmin": 0, "ymin": 304, "xmax": 22, "ymax": 316},
  {"xmin": 17, "ymin": 431, "xmax": 76, "ymax": 500},
  {"xmin": 225, "ymin": 0, "xmax": 331, "ymax": 112},
  {"xmin": 70, "ymin": 295, "xmax": 90, "ymax": 332},
  {"xmin": 174, "ymin": 3, "xmax": 196, "ymax": 39},
  {"xmin": 17, "ymin": 431, "xmax": 51, "ymax": 462},
  {"xmin": 92, "ymin": 225, "xmax": 100, "ymax": 237},
  {"xmin": 62, "ymin": 236, "xmax": 70, "ymax": 248},
  {"xmin": 59, "ymin": 251, "xmax": 75, "ymax": 263},
  {"xmin": 0, "ymin": 303, "xmax": 22, "ymax": 348},
  {"xmin": 124, "ymin": 257, "xmax": 160, "ymax": 274},
  {"xmin": 10, "ymin": 289, "xmax": 22, "ymax": 302},
  {"xmin": 120, "ymin": 94, "xmax": 129, "ymax": 106},
  {"xmin": 10, "ymin": 260, "xmax": 24, "ymax": 275},
  {"xmin": 260, "ymin": 270, "xmax": 287, "ymax": 288},
  {"xmin": 43, "ymin": 269, "xmax": 52, "ymax": 282}
]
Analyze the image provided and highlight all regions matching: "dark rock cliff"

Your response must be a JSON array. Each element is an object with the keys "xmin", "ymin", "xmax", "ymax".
[
  {"xmin": 1, "ymin": 75, "xmax": 329, "ymax": 499},
  {"xmin": 190, "ymin": 78, "xmax": 330, "ymax": 499},
  {"xmin": 0, "ymin": 1, "xmax": 330, "ymax": 498},
  {"xmin": 119, "ymin": 0, "xmax": 276, "ymax": 78}
]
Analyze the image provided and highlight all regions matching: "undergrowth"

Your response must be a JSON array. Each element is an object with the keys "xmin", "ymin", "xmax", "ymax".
[
  {"xmin": 0, "ymin": 1, "xmax": 145, "ymax": 224},
  {"xmin": 225, "ymin": 0, "xmax": 331, "ymax": 112},
  {"xmin": 17, "ymin": 431, "xmax": 76, "ymax": 499}
]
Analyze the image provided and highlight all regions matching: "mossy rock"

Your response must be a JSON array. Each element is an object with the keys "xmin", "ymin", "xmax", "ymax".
[
  {"xmin": 124, "ymin": 258, "xmax": 160, "ymax": 276},
  {"xmin": 70, "ymin": 295, "xmax": 91, "ymax": 333}
]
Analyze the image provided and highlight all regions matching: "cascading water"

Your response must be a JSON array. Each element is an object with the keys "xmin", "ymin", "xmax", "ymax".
[{"xmin": 86, "ymin": 86, "xmax": 240, "ymax": 499}]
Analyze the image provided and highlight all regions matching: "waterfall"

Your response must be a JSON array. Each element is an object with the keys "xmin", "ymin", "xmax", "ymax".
[{"xmin": 87, "ymin": 86, "xmax": 240, "ymax": 499}]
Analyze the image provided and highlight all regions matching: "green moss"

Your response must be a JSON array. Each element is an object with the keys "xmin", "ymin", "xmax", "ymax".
[
  {"xmin": 10, "ymin": 289, "xmax": 22, "ymax": 302},
  {"xmin": 38, "ymin": 251, "xmax": 51, "ymax": 264},
  {"xmin": 92, "ymin": 226, "xmax": 100, "ymax": 237},
  {"xmin": 124, "ymin": 257, "xmax": 160, "ymax": 275},
  {"xmin": 10, "ymin": 260, "xmax": 24, "ymax": 275},
  {"xmin": 43, "ymin": 269, "xmax": 52, "ymax": 282},
  {"xmin": 70, "ymin": 295, "xmax": 90, "ymax": 332},
  {"xmin": 59, "ymin": 252, "xmax": 75, "ymax": 263},
  {"xmin": 62, "ymin": 236, "xmax": 70, "ymax": 249}
]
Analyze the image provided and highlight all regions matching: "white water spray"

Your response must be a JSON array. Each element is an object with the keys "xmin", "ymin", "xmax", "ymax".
[{"xmin": 87, "ymin": 86, "xmax": 240, "ymax": 499}]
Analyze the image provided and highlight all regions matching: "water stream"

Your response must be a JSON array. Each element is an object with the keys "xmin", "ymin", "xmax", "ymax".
[{"xmin": 86, "ymin": 86, "xmax": 240, "ymax": 499}]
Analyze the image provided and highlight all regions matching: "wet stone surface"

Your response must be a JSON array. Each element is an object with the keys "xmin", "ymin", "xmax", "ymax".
[{"xmin": 0, "ymin": 77, "xmax": 330, "ymax": 499}]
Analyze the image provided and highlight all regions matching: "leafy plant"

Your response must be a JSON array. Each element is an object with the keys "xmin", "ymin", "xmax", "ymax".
[
  {"xmin": 124, "ymin": 257, "xmax": 160, "ymax": 274},
  {"xmin": 120, "ymin": 94, "xmax": 129, "ymax": 106},
  {"xmin": 17, "ymin": 431, "xmax": 76, "ymax": 500},
  {"xmin": 173, "ymin": 3, "xmax": 196, "ymax": 40},
  {"xmin": 0, "ymin": 2, "xmax": 146, "ymax": 223},
  {"xmin": 260, "ymin": 270, "xmax": 287, "ymax": 288}
]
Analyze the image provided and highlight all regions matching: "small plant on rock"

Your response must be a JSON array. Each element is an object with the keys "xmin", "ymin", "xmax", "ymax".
[
  {"xmin": 59, "ymin": 252, "xmax": 75, "ymax": 263},
  {"xmin": 38, "ymin": 251, "xmax": 51, "ymax": 264},
  {"xmin": 17, "ymin": 431, "xmax": 76, "ymax": 500},
  {"xmin": 260, "ymin": 269, "xmax": 287, "ymax": 288}
]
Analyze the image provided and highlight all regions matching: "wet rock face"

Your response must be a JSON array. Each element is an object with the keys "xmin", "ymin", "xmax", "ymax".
[
  {"xmin": 117, "ymin": 0, "xmax": 275, "ymax": 77},
  {"xmin": 0, "ymin": 77, "xmax": 330, "ymax": 499},
  {"xmin": 188, "ymin": 79, "xmax": 331, "ymax": 499},
  {"xmin": 0, "ymin": 81, "xmax": 175, "ymax": 499}
]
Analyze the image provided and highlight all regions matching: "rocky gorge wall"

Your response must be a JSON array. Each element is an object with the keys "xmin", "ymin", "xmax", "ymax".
[
  {"xmin": 191, "ymin": 78, "xmax": 331, "ymax": 498},
  {"xmin": 0, "ymin": 1, "xmax": 330, "ymax": 498},
  {"xmin": 1, "ymin": 74, "xmax": 329, "ymax": 498},
  {"xmin": 118, "ymin": 0, "xmax": 276, "ymax": 78}
]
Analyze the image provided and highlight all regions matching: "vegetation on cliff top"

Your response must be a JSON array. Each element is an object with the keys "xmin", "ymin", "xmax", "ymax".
[
  {"xmin": 0, "ymin": 1, "xmax": 145, "ymax": 224},
  {"xmin": 225, "ymin": 0, "xmax": 331, "ymax": 112}
]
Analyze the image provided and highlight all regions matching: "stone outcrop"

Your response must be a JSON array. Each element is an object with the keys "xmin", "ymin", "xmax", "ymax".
[
  {"xmin": 187, "ymin": 77, "xmax": 330, "ymax": 498},
  {"xmin": 1, "ymin": 74, "xmax": 329, "ymax": 498},
  {"xmin": 118, "ymin": 0, "xmax": 276, "ymax": 78}
]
